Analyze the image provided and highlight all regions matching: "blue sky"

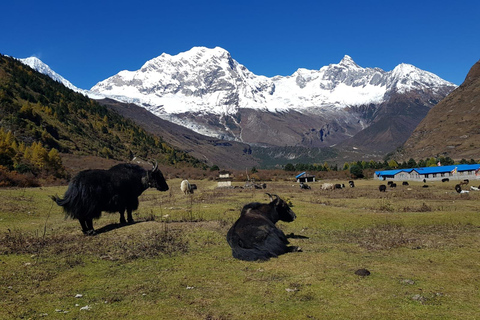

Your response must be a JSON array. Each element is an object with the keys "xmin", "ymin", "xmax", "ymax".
[{"xmin": 2, "ymin": 0, "xmax": 479, "ymax": 89}]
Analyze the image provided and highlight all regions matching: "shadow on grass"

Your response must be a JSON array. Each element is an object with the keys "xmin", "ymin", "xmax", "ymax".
[
  {"xmin": 94, "ymin": 220, "xmax": 145, "ymax": 235},
  {"xmin": 286, "ymin": 232, "xmax": 309, "ymax": 239}
]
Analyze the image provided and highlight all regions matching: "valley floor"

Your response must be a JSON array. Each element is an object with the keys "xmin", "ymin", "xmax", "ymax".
[{"xmin": 1, "ymin": 179, "xmax": 479, "ymax": 319}]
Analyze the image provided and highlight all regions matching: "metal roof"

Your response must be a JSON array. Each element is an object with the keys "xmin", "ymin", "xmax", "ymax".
[
  {"xmin": 295, "ymin": 172, "xmax": 306, "ymax": 179},
  {"xmin": 295, "ymin": 172, "xmax": 315, "ymax": 179},
  {"xmin": 374, "ymin": 169, "xmax": 405, "ymax": 176},
  {"xmin": 375, "ymin": 164, "xmax": 480, "ymax": 177}
]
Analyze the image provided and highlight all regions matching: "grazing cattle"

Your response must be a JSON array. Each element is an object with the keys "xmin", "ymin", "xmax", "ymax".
[
  {"xmin": 321, "ymin": 183, "xmax": 335, "ymax": 190},
  {"xmin": 422, "ymin": 185, "xmax": 429, "ymax": 188},
  {"xmin": 226, "ymin": 194, "xmax": 300, "ymax": 261},
  {"xmin": 349, "ymin": 181, "xmax": 355, "ymax": 188},
  {"xmin": 456, "ymin": 184, "xmax": 470, "ymax": 194},
  {"xmin": 390, "ymin": 183, "xmax": 397, "ymax": 188},
  {"xmin": 402, "ymin": 181, "xmax": 409, "ymax": 186},
  {"xmin": 442, "ymin": 178, "xmax": 450, "ymax": 182},
  {"xmin": 299, "ymin": 182, "xmax": 311, "ymax": 190},
  {"xmin": 387, "ymin": 181, "xmax": 393, "ymax": 186},
  {"xmin": 180, "ymin": 179, "xmax": 194, "ymax": 194},
  {"xmin": 455, "ymin": 184, "xmax": 462, "ymax": 193},
  {"xmin": 460, "ymin": 179, "xmax": 470, "ymax": 186},
  {"xmin": 334, "ymin": 184, "xmax": 344, "ymax": 189},
  {"xmin": 470, "ymin": 186, "xmax": 479, "ymax": 191},
  {"xmin": 51, "ymin": 162, "xmax": 169, "ymax": 235},
  {"xmin": 379, "ymin": 185, "xmax": 387, "ymax": 192}
]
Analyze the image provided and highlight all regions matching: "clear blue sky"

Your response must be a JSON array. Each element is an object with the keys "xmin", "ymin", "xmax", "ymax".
[{"xmin": 2, "ymin": 0, "xmax": 479, "ymax": 89}]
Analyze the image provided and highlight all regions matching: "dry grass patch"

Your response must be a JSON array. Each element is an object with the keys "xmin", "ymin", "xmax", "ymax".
[
  {"xmin": 1, "ymin": 222, "xmax": 188, "ymax": 262},
  {"xmin": 335, "ymin": 222, "xmax": 479, "ymax": 251}
]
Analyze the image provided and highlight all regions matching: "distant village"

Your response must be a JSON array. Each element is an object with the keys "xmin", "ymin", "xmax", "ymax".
[{"xmin": 374, "ymin": 164, "xmax": 480, "ymax": 182}]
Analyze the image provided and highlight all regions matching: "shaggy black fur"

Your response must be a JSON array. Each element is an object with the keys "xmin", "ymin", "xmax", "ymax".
[
  {"xmin": 52, "ymin": 163, "xmax": 168, "ymax": 235},
  {"xmin": 226, "ymin": 194, "xmax": 299, "ymax": 261}
]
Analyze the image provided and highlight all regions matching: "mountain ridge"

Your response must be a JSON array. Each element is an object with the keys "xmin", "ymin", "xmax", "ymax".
[
  {"xmin": 17, "ymin": 47, "xmax": 457, "ymax": 161},
  {"xmin": 90, "ymin": 47, "xmax": 455, "ymax": 116},
  {"xmin": 397, "ymin": 59, "xmax": 480, "ymax": 161},
  {"xmin": 88, "ymin": 46, "xmax": 456, "ymax": 152},
  {"xmin": 0, "ymin": 54, "xmax": 205, "ymax": 171}
]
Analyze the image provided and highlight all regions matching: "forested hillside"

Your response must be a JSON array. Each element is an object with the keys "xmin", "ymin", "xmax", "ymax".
[{"xmin": 0, "ymin": 54, "xmax": 205, "ymax": 184}]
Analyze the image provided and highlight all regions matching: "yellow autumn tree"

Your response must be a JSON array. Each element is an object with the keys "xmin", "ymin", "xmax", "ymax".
[
  {"xmin": 47, "ymin": 148, "xmax": 63, "ymax": 172},
  {"xmin": 28, "ymin": 142, "xmax": 49, "ymax": 170}
]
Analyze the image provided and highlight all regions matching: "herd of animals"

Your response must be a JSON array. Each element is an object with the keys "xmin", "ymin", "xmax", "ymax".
[
  {"xmin": 51, "ymin": 162, "xmax": 479, "ymax": 261},
  {"xmin": 376, "ymin": 179, "xmax": 478, "ymax": 194}
]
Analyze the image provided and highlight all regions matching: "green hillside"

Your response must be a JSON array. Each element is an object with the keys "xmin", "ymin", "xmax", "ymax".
[{"xmin": 0, "ymin": 54, "xmax": 206, "ymax": 179}]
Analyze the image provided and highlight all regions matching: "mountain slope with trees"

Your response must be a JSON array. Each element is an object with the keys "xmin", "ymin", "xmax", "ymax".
[{"xmin": 0, "ymin": 54, "xmax": 206, "ymax": 184}]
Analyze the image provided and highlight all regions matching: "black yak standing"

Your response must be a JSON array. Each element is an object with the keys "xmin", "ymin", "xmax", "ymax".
[
  {"xmin": 226, "ymin": 194, "xmax": 300, "ymax": 261},
  {"xmin": 51, "ymin": 162, "xmax": 169, "ymax": 235}
]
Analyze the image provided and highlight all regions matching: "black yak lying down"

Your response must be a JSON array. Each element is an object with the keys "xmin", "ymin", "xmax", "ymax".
[
  {"xmin": 52, "ymin": 162, "xmax": 169, "ymax": 235},
  {"xmin": 226, "ymin": 194, "xmax": 300, "ymax": 261}
]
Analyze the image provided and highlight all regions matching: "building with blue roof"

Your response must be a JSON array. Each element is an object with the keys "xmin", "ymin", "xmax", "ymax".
[
  {"xmin": 374, "ymin": 164, "xmax": 480, "ymax": 181},
  {"xmin": 296, "ymin": 172, "xmax": 316, "ymax": 183}
]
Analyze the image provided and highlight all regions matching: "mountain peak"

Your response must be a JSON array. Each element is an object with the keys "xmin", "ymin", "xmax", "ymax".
[
  {"xmin": 391, "ymin": 63, "xmax": 418, "ymax": 76},
  {"xmin": 21, "ymin": 56, "xmax": 42, "ymax": 65},
  {"xmin": 338, "ymin": 55, "xmax": 360, "ymax": 68},
  {"xmin": 462, "ymin": 59, "xmax": 480, "ymax": 86},
  {"xmin": 20, "ymin": 56, "xmax": 52, "ymax": 74},
  {"xmin": 18, "ymin": 56, "xmax": 87, "ymax": 94}
]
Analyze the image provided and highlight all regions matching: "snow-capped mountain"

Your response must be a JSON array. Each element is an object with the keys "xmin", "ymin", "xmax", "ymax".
[
  {"xmin": 91, "ymin": 47, "xmax": 455, "ymax": 115},
  {"xmin": 90, "ymin": 47, "xmax": 456, "ymax": 152},
  {"xmin": 18, "ymin": 57, "xmax": 106, "ymax": 99},
  {"xmin": 19, "ymin": 57, "xmax": 80, "ymax": 91},
  {"xmin": 20, "ymin": 47, "xmax": 457, "ymax": 154}
]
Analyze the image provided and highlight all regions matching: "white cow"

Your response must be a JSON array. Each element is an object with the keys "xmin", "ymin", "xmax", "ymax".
[
  {"xmin": 180, "ymin": 180, "xmax": 193, "ymax": 195},
  {"xmin": 321, "ymin": 183, "xmax": 335, "ymax": 190}
]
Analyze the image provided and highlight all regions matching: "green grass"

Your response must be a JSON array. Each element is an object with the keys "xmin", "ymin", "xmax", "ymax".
[{"xmin": 1, "ymin": 179, "xmax": 480, "ymax": 319}]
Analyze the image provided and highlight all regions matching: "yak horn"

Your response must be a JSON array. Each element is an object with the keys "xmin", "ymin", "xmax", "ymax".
[
  {"xmin": 266, "ymin": 193, "xmax": 278, "ymax": 202},
  {"xmin": 151, "ymin": 160, "xmax": 158, "ymax": 172}
]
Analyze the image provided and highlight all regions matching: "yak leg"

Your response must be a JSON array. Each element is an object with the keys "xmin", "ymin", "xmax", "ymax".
[
  {"xmin": 127, "ymin": 208, "xmax": 134, "ymax": 224},
  {"xmin": 79, "ymin": 219, "xmax": 89, "ymax": 234},
  {"xmin": 85, "ymin": 218, "xmax": 96, "ymax": 236},
  {"xmin": 79, "ymin": 218, "xmax": 96, "ymax": 236},
  {"xmin": 119, "ymin": 209, "xmax": 127, "ymax": 224}
]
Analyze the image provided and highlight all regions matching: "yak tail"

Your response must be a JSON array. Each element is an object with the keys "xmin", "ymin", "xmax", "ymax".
[
  {"xmin": 49, "ymin": 193, "xmax": 79, "ymax": 219},
  {"xmin": 50, "ymin": 194, "xmax": 68, "ymax": 206}
]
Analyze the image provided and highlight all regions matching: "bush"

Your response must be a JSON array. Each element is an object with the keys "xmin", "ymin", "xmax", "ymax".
[{"xmin": 350, "ymin": 164, "xmax": 364, "ymax": 179}]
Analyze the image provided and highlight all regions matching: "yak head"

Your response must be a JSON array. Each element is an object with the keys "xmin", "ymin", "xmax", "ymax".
[
  {"xmin": 267, "ymin": 193, "xmax": 296, "ymax": 223},
  {"xmin": 145, "ymin": 161, "xmax": 169, "ymax": 191}
]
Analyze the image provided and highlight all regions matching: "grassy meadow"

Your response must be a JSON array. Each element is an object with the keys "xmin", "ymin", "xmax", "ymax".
[{"xmin": 1, "ymin": 178, "xmax": 480, "ymax": 319}]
